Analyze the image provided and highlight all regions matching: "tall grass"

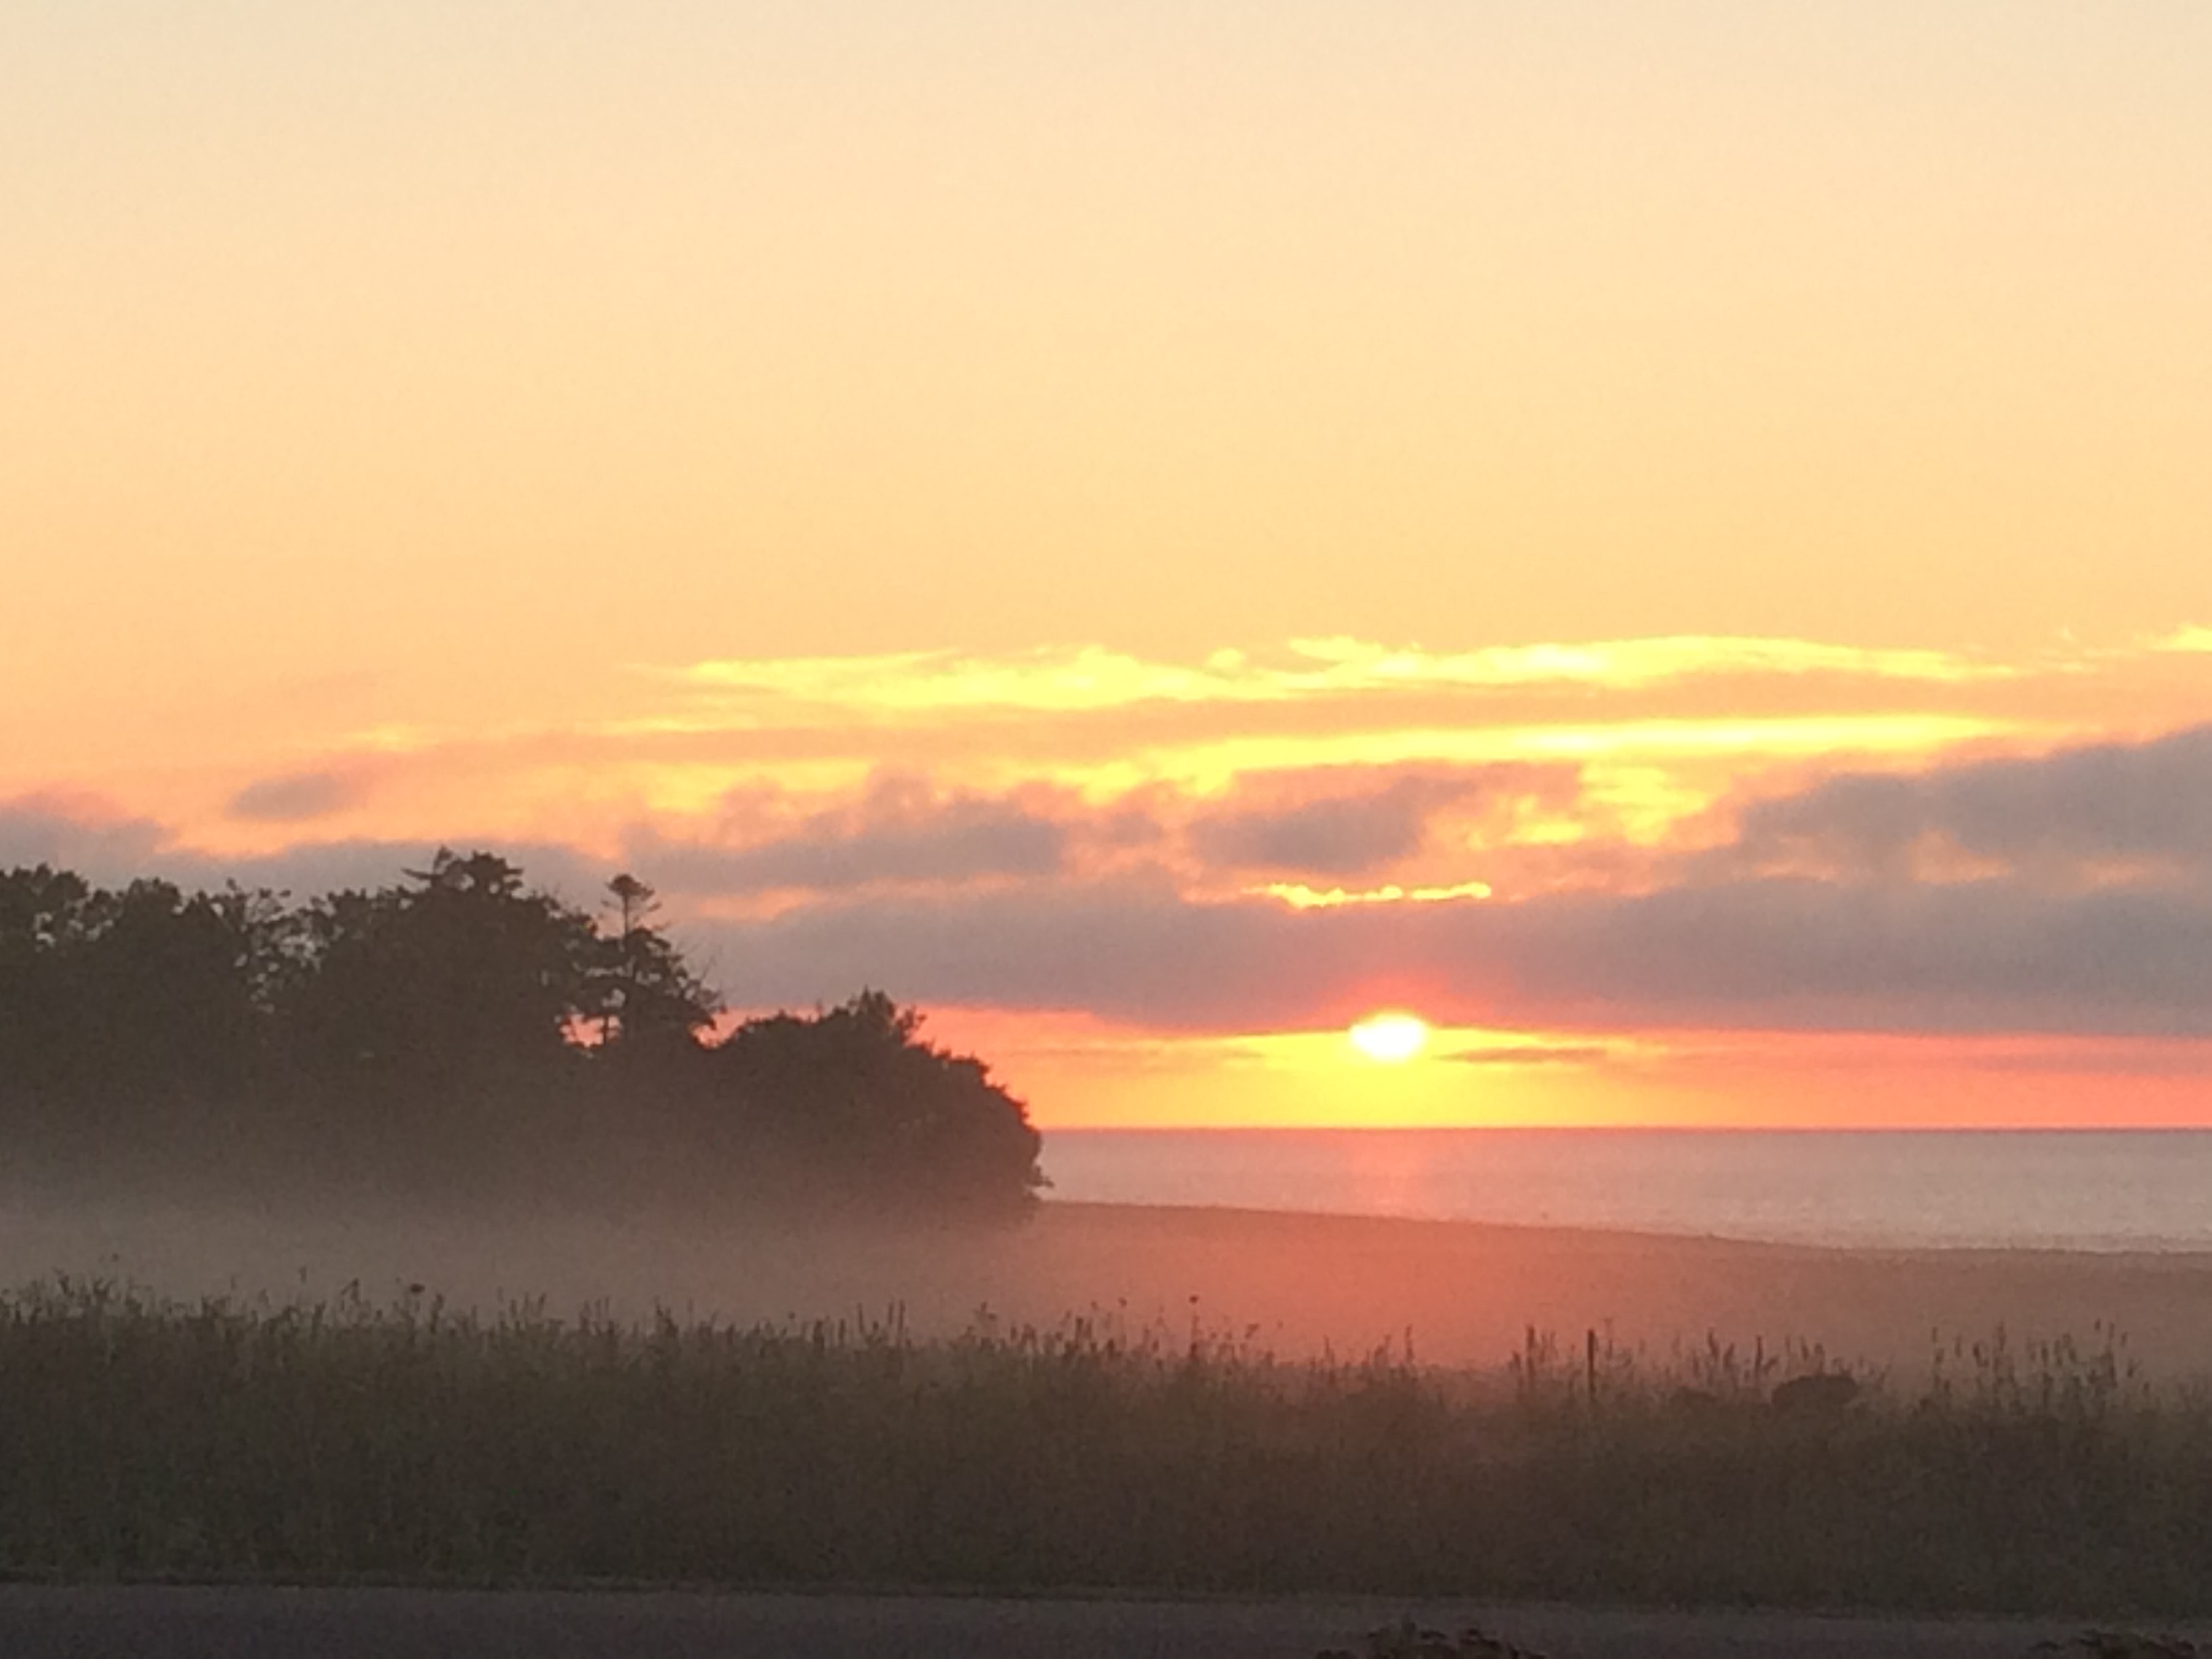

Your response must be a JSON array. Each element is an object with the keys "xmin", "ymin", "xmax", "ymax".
[{"xmin": 1, "ymin": 1276, "xmax": 2207, "ymax": 1614}]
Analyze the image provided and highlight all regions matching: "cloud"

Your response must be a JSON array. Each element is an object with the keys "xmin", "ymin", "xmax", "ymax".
[
  {"xmin": 1188, "ymin": 775, "xmax": 1465, "ymax": 878},
  {"xmin": 182, "ymin": 839, "xmax": 609, "ymax": 902},
  {"xmin": 653, "ymin": 728, "xmax": 2212, "ymax": 1036},
  {"xmin": 691, "ymin": 860, "xmax": 2212, "ymax": 1040},
  {"xmin": 632, "ymin": 775, "xmax": 1069, "ymax": 897},
  {"xmin": 227, "ymin": 770, "xmax": 366, "ymax": 823},
  {"xmin": 701, "ymin": 879, "xmax": 1342, "ymax": 1027},
  {"xmin": 26, "ymin": 803, "xmax": 2188, "ymax": 1041},
  {"xmin": 228, "ymin": 726, "xmax": 2212, "ymax": 1040},
  {"xmin": 1, "ymin": 802, "xmax": 607, "ymax": 904},
  {"xmin": 1183, "ymin": 763, "xmax": 1576, "ymax": 880},
  {"xmin": 665, "ymin": 634, "xmax": 2015, "ymax": 718},
  {"xmin": 1490, "ymin": 879, "xmax": 2212, "ymax": 1036},
  {"xmin": 1442, "ymin": 1043, "xmax": 1612, "ymax": 1066},
  {"xmin": 20, "ymin": 714, "xmax": 2212, "ymax": 1047},
  {"xmin": 1727, "ymin": 723, "xmax": 2212, "ymax": 883},
  {"xmin": 0, "ymin": 798, "xmax": 170, "ymax": 874}
]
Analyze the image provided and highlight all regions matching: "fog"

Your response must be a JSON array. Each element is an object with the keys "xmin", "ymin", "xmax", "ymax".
[
  {"xmin": 8, "ymin": 1179, "xmax": 2212, "ymax": 1383},
  {"xmin": 0, "ymin": 1181, "xmax": 1046, "ymax": 1340}
]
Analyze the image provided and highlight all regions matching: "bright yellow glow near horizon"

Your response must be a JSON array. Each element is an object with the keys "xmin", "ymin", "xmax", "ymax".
[{"xmin": 1348, "ymin": 1014, "xmax": 1431, "ymax": 1066}]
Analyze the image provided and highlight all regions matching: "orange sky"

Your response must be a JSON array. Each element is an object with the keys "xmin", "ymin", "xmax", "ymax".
[{"xmin": 5, "ymin": 5, "xmax": 2210, "ymax": 1127}]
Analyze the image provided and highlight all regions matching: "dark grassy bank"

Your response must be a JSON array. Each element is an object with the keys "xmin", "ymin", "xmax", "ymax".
[{"xmin": 3, "ymin": 1278, "xmax": 2207, "ymax": 1615}]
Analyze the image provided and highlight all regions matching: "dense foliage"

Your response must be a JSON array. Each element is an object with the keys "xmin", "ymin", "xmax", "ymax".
[
  {"xmin": 0, "ymin": 853, "xmax": 1042, "ymax": 1214},
  {"xmin": 3, "ymin": 1279, "xmax": 2207, "ymax": 1614}
]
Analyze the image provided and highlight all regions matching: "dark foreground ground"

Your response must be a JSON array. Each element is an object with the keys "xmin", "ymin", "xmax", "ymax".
[{"xmin": 1, "ymin": 1586, "xmax": 2205, "ymax": 1659}]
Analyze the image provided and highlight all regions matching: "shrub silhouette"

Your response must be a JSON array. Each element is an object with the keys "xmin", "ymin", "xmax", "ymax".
[{"xmin": 705, "ymin": 990, "xmax": 1045, "ymax": 1214}]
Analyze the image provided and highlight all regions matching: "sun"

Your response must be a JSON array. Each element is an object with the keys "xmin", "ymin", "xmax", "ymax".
[{"xmin": 1348, "ymin": 1011, "xmax": 1430, "ymax": 1064}]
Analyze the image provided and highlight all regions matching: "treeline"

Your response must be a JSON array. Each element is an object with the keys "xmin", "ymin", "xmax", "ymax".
[{"xmin": 0, "ymin": 851, "xmax": 1042, "ymax": 1216}]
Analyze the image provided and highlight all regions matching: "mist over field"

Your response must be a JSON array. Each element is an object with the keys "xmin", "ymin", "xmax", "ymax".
[
  {"xmin": 11, "ymin": 1166, "xmax": 2212, "ymax": 1388},
  {"xmin": 0, "ymin": 1176, "xmax": 1027, "ymax": 1339}
]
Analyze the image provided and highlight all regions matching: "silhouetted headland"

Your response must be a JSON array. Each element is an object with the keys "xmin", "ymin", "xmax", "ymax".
[{"xmin": 0, "ymin": 852, "xmax": 1042, "ymax": 1219}]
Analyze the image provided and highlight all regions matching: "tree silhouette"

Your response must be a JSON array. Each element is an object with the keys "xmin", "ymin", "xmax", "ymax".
[
  {"xmin": 280, "ymin": 850, "xmax": 598, "ymax": 1095},
  {"xmin": 74, "ymin": 878, "xmax": 266, "ymax": 1101},
  {"xmin": 0, "ymin": 865, "xmax": 98, "ymax": 1105},
  {"xmin": 589, "ymin": 874, "xmax": 718, "ymax": 1059},
  {"xmin": 0, "ymin": 855, "xmax": 1044, "ymax": 1216},
  {"xmin": 0, "ymin": 867, "xmax": 276, "ymax": 1114}
]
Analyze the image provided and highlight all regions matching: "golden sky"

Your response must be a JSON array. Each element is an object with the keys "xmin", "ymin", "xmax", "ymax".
[{"xmin": 5, "ymin": 4, "xmax": 2210, "ymax": 1126}]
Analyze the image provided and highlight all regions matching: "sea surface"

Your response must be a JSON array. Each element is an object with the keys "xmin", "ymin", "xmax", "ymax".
[{"xmin": 1038, "ymin": 1130, "xmax": 2212, "ymax": 1252}]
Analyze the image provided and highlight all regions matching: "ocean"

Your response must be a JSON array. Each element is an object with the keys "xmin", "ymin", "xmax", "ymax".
[{"xmin": 1037, "ymin": 1129, "xmax": 2212, "ymax": 1252}]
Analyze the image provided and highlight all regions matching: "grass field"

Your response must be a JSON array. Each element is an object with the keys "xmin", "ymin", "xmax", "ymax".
[{"xmin": 3, "ymin": 1275, "xmax": 2209, "ymax": 1614}]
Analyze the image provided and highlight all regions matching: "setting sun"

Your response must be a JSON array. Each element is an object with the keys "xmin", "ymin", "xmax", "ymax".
[{"xmin": 1348, "ymin": 1012, "xmax": 1430, "ymax": 1065}]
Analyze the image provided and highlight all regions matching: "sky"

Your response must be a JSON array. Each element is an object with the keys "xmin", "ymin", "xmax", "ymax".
[{"xmin": 5, "ymin": 3, "xmax": 2210, "ymax": 1128}]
